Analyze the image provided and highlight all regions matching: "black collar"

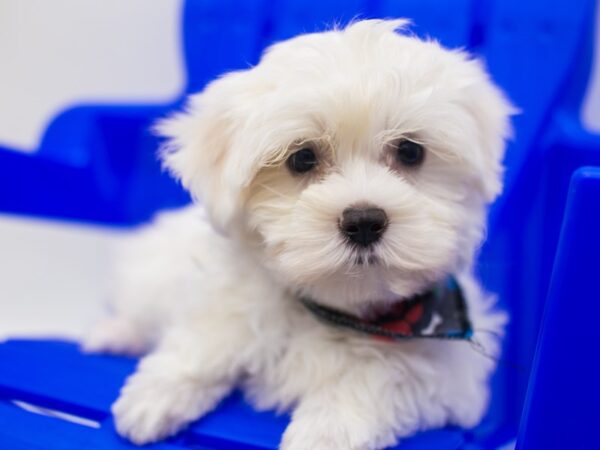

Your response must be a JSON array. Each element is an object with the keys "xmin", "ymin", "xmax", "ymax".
[{"xmin": 300, "ymin": 277, "xmax": 472, "ymax": 341}]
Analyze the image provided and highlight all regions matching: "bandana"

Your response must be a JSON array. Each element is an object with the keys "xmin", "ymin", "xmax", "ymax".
[{"xmin": 300, "ymin": 277, "xmax": 472, "ymax": 341}]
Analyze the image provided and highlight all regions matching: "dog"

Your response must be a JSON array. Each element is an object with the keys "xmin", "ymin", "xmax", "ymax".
[{"xmin": 83, "ymin": 19, "xmax": 514, "ymax": 449}]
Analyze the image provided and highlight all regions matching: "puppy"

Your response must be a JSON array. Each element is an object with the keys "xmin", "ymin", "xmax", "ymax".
[{"xmin": 84, "ymin": 19, "xmax": 513, "ymax": 449}]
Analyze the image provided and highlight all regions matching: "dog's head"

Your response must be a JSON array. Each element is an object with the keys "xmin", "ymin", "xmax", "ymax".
[{"xmin": 159, "ymin": 20, "xmax": 514, "ymax": 311}]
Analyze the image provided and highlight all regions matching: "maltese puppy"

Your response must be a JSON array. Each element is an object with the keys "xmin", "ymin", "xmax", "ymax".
[{"xmin": 84, "ymin": 19, "xmax": 513, "ymax": 449}]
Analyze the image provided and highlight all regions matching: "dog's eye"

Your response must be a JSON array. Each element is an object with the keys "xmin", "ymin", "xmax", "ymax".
[
  {"xmin": 395, "ymin": 140, "xmax": 425, "ymax": 167},
  {"xmin": 287, "ymin": 148, "xmax": 318, "ymax": 174}
]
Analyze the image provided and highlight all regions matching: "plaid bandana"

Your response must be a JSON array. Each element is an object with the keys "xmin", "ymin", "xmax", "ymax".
[{"xmin": 300, "ymin": 277, "xmax": 473, "ymax": 341}]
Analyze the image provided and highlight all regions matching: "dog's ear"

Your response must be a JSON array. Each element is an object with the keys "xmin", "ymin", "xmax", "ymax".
[
  {"xmin": 462, "ymin": 60, "xmax": 517, "ymax": 203},
  {"xmin": 157, "ymin": 70, "xmax": 264, "ymax": 231}
]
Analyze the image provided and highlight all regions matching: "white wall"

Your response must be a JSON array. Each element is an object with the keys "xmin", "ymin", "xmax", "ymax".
[
  {"xmin": 0, "ymin": 0, "xmax": 599, "ymax": 153},
  {"xmin": 0, "ymin": 0, "xmax": 184, "ymax": 152},
  {"xmin": 582, "ymin": 2, "xmax": 600, "ymax": 131},
  {"xmin": 0, "ymin": 215, "xmax": 120, "ymax": 340}
]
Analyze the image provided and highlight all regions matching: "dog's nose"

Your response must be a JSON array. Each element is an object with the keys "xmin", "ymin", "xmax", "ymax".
[{"xmin": 339, "ymin": 206, "xmax": 388, "ymax": 247}]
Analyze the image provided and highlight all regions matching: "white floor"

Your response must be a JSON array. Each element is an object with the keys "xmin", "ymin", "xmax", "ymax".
[{"xmin": 0, "ymin": 214, "xmax": 125, "ymax": 341}]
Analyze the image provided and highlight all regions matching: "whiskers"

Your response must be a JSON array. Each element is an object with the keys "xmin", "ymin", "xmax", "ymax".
[
  {"xmin": 341, "ymin": 248, "xmax": 381, "ymax": 276},
  {"xmin": 354, "ymin": 253, "xmax": 379, "ymax": 266}
]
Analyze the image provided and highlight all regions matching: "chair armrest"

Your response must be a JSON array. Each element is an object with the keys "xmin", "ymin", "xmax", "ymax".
[{"xmin": 517, "ymin": 167, "xmax": 600, "ymax": 449}]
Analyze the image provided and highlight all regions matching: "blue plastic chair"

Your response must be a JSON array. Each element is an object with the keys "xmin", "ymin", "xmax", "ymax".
[{"xmin": 1, "ymin": 1, "xmax": 599, "ymax": 448}]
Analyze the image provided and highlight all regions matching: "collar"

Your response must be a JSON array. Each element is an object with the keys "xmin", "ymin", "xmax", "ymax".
[{"xmin": 300, "ymin": 277, "xmax": 473, "ymax": 341}]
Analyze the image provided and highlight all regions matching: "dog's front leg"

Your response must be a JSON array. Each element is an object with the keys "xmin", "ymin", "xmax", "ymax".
[
  {"xmin": 280, "ymin": 366, "xmax": 417, "ymax": 450},
  {"xmin": 112, "ymin": 321, "xmax": 246, "ymax": 445}
]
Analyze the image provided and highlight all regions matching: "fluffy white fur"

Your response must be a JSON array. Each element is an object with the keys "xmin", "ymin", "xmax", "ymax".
[{"xmin": 83, "ymin": 20, "xmax": 514, "ymax": 449}]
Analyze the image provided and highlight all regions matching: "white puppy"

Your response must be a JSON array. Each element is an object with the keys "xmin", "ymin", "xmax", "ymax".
[{"xmin": 84, "ymin": 19, "xmax": 513, "ymax": 449}]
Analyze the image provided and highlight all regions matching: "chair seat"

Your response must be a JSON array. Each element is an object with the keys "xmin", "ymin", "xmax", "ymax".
[{"xmin": 0, "ymin": 339, "xmax": 468, "ymax": 449}]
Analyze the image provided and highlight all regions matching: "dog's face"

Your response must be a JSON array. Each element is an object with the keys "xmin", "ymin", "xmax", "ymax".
[{"xmin": 160, "ymin": 20, "xmax": 513, "ymax": 311}]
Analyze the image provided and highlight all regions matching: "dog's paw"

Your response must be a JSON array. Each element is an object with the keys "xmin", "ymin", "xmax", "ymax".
[
  {"xmin": 81, "ymin": 317, "xmax": 150, "ymax": 356},
  {"xmin": 281, "ymin": 428, "xmax": 351, "ymax": 450},
  {"xmin": 281, "ymin": 415, "xmax": 389, "ymax": 450},
  {"xmin": 112, "ymin": 367, "xmax": 229, "ymax": 445},
  {"xmin": 112, "ymin": 387, "xmax": 184, "ymax": 445}
]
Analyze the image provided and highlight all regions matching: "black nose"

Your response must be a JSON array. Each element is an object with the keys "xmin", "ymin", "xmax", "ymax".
[{"xmin": 339, "ymin": 206, "xmax": 388, "ymax": 247}]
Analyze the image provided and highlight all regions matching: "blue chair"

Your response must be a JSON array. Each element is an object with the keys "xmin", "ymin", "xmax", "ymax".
[{"xmin": 1, "ymin": 0, "xmax": 599, "ymax": 448}]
